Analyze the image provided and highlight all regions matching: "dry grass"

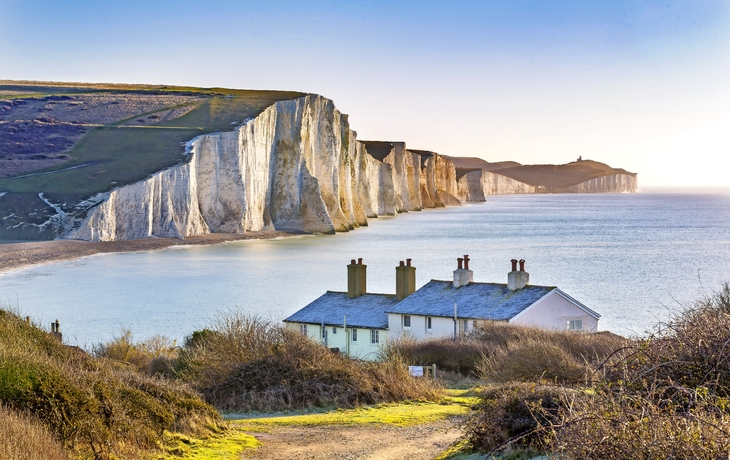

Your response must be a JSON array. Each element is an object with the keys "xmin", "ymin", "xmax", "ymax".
[
  {"xmin": 0, "ymin": 405, "xmax": 68, "ymax": 460},
  {"xmin": 93, "ymin": 328, "xmax": 177, "ymax": 376},
  {"xmin": 463, "ymin": 284, "xmax": 730, "ymax": 458},
  {"xmin": 474, "ymin": 322, "xmax": 625, "ymax": 384},
  {"xmin": 177, "ymin": 312, "xmax": 442, "ymax": 412},
  {"xmin": 384, "ymin": 322, "xmax": 625, "ymax": 384}
]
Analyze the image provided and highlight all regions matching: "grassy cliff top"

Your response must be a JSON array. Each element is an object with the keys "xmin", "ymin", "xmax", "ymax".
[{"xmin": 0, "ymin": 81, "xmax": 304, "ymax": 195}]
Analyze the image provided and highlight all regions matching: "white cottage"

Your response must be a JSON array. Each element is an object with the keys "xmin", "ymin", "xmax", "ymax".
[
  {"xmin": 387, "ymin": 258, "xmax": 600, "ymax": 340},
  {"xmin": 285, "ymin": 256, "xmax": 600, "ymax": 360}
]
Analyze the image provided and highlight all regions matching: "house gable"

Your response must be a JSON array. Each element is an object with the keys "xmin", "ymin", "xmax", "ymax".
[{"xmin": 509, "ymin": 290, "xmax": 599, "ymax": 332}]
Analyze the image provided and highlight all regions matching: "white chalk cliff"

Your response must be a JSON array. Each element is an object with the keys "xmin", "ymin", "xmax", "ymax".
[
  {"xmin": 69, "ymin": 95, "xmax": 463, "ymax": 241},
  {"xmin": 69, "ymin": 94, "xmax": 638, "ymax": 242}
]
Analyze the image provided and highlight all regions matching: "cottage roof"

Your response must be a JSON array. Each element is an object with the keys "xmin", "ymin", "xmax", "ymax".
[
  {"xmin": 386, "ymin": 280, "xmax": 558, "ymax": 320},
  {"xmin": 283, "ymin": 291, "xmax": 394, "ymax": 329}
]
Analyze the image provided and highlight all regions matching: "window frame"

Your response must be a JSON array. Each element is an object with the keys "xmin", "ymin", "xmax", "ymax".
[
  {"xmin": 426, "ymin": 316, "xmax": 432, "ymax": 331},
  {"xmin": 299, "ymin": 324, "xmax": 307, "ymax": 335},
  {"xmin": 403, "ymin": 315, "xmax": 411, "ymax": 329},
  {"xmin": 567, "ymin": 319, "xmax": 583, "ymax": 331},
  {"xmin": 352, "ymin": 328, "xmax": 358, "ymax": 342},
  {"xmin": 370, "ymin": 329, "xmax": 380, "ymax": 344}
]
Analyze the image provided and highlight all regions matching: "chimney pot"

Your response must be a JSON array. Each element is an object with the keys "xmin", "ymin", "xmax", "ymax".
[
  {"xmin": 351, "ymin": 259, "xmax": 356, "ymax": 265},
  {"xmin": 463, "ymin": 255, "xmax": 470, "ymax": 270},
  {"xmin": 406, "ymin": 258, "xmax": 411, "ymax": 267},
  {"xmin": 457, "ymin": 258, "xmax": 463, "ymax": 270},
  {"xmin": 519, "ymin": 259, "xmax": 525, "ymax": 271},
  {"xmin": 358, "ymin": 258, "xmax": 363, "ymax": 265},
  {"xmin": 399, "ymin": 260, "xmax": 405, "ymax": 267},
  {"xmin": 511, "ymin": 259, "xmax": 518, "ymax": 271}
]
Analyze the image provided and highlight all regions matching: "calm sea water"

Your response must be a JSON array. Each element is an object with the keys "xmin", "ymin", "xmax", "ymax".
[{"xmin": 1, "ymin": 187, "xmax": 729, "ymax": 347}]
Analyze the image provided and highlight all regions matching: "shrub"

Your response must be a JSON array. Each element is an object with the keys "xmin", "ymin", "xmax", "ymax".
[
  {"xmin": 461, "ymin": 382, "xmax": 571, "ymax": 455},
  {"xmin": 0, "ymin": 404, "xmax": 68, "ymax": 460},
  {"xmin": 93, "ymin": 328, "xmax": 177, "ymax": 376},
  {"xmin": 177, "ymin": 311, "xmax": 441, "ymax": 412},
  {"xmin": 381, "ymin": 336, "xmax": 490, "ymax": 376},
  {"xmin": 474, "ymin": 322, "xmax": 625, "ymax": 384}
]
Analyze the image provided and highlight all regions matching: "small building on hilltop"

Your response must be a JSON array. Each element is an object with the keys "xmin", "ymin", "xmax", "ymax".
[{"xmin": 284, "ymin": 256, "xmax": 600, "ymax": 360}]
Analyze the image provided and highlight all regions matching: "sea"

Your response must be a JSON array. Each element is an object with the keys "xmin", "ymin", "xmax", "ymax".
[{"xmin": 1, "ymin": 187, "xmax": 729, "ymax": 348}]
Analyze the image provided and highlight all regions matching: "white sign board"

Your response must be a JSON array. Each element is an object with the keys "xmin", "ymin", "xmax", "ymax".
[{"xmin": 408, "ymin": 366, "xmax": 424, "ymax": 377}]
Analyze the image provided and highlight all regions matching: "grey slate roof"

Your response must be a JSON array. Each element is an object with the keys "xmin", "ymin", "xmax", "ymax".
[
  {"xmin": 386, "ymin": 280, "xmax": 556, "ymax": 320},
  {"xmin": 284, "ymin": 291, "xmax": 394, "ymax": 329}
]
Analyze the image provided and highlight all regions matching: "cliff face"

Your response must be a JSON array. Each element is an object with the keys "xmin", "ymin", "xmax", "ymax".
[
  {"xmin": 456, "ymin": 169, "xmax": 536, "ymax": 201},
  {"xmin": 70, "ymin": 95, "xmax": 463, "ymax": 242},
  {"xmin": 558, "ymin": 173, "xmax": 638, "ymax": 193}
]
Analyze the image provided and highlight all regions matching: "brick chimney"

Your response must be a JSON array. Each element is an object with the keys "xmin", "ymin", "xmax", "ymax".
[
  {"xmin": 508, "ymin": 259, "xmax": 529, "ymax": 291},
  {"xmin": 347, "ymin": 258, "xmax": 367, "ymax": 298},
  {"xmin": 396, "ymin": 258, "xmax": 416, "ymax": 301},
  {"xmin": 453, "ymin": 254, "xmax": 473, "ymax": 288},
  {"xmin": 51, "ymin": 319, "xmax": 62, "ymax": 342}
]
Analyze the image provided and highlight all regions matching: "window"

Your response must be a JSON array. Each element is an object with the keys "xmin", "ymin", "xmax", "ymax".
[
  {"xmin": 567, "ymin": 319, "xmax": 583, "ymax": 331},
  {"xmin": 426, "ymin": 316, "xmax": 432, "ymax": 331},
  {"xmin": 403, "ymin": 315, "xmax": 411, "ymax": 329},
  {"xmin": 352, "ymin": 328, "xmax": 358, "ymax": 342},
  {"xmin": 371, "ymin": 329, "xmax": 380, "ymax": 344},
  {"xmin": 299, "ymin": 324, "xmax": 307, "ymax": 335},
  {"xmin": 332, "ymin": 327, "xmax": 337, "ymax": 334}
]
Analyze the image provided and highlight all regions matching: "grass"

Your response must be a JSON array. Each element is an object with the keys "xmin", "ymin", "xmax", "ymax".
[
  {"xmin": 231, "ymin": 388, "xmax": 472, "ymax": 428},
  {"xmin": 158, "ymin": 430, "xmax": 261, "ymax": 460},
  {"xmin": 0, "ymin": 404, "xmax": 68, "ymax": 460}
]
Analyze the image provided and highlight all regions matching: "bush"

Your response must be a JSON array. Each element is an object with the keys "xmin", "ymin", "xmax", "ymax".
[
  {"xmin": 474, "ymin": 322, "xmax": 625, "ymax": 384},
  {"xmin": 93, "ymin": 328, "xmax": 177, "ymax": 377},
  {"xmin": 0, "ymin": 309, "xmax": 220, "ymax": 459},
  {"xmin": 463, "ymin": 284, "xmax": 730, "ymax": 458},
  {"xmin": 381, "ymin": 336, "xmax": 489, "ymax": 376},
  {"xmin": 462, "ymin": 383, "xmax": 569, "ymax": 455},
  {"xmin": 177, "ymin": 311, "xmax": 442, "ymax": 412}
]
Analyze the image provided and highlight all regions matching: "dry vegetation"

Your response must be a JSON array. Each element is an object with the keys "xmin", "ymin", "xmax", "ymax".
[
  {"xmin": 174, "ymin": 312, "xmax": 442, "ymax": 412},
  {"xmin": 0, "ymin": 404, "xmax": 68, "ymax": 460},
  {"xmin": 0, "ymin": 308, "xmax": 221, "ymax": 459},
  {"xmin": 461, "ymin": 284, "xmax": 730, "ymax": 458}
]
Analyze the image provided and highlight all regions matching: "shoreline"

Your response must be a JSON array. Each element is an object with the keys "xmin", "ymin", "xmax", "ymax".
[{"xmin": 0, "ymin": 231, "xmax": 301, "ymax": 275}]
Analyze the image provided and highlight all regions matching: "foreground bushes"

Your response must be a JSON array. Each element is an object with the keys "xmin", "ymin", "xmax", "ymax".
[
  {"xmin": 385, "ymin": 321, "xmax": 624, "ymax": 383},
  {"xmin": 176, "ymin": 312, "xmax": 442, "ymax": 412},
  {"xmin": 463, "ymin": 284, "xmax": 730, "ymax": 458},
  {"xmin": 0, "ymin": 309, "xmax": 220, "ymax": 460}
]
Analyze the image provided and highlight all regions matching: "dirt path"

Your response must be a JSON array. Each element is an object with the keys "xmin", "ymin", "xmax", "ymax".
[
  {"xmin": 241, "ymin": 418, "xmax": 463, "ymax": 460},
  {"xmin": 0, "ymin": 231, "xmax": 301, "ymax": 274}
]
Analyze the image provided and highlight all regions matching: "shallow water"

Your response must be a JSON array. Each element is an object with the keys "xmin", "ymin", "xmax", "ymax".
[{"xmin": 1, "ymin": 187, "xmax": 729, "ymax": 346}]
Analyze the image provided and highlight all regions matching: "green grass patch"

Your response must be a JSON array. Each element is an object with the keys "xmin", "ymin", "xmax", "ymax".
[
  {"xmin": 159, "ymin": 429, "xmax": 261, "ymax": 460},
  {"xmin": 230, "ymin": 389, "xmax": 472, "ymax": 428}
]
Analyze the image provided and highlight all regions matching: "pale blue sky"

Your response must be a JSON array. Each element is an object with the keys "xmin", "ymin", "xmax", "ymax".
[{"xmin": 2, "ymin": 0, "xmax": 729, "ymax": 185}]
